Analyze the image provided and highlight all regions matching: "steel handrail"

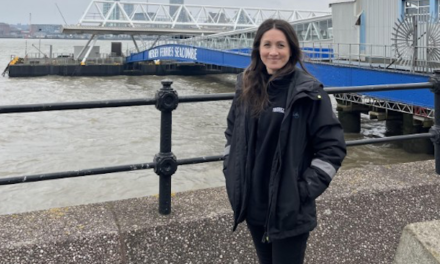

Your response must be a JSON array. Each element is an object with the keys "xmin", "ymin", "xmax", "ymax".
[{"xmin": 2, "ymin": 76, "xmax": 440, "ymax": 214}]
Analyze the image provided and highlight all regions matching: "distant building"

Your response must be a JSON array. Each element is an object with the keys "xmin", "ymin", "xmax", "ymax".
[
  {"xmin": 169, "ymin": 0, "xmax": 190, "ymax": 27},
  {"xmin": 209, "ymin": 12, "xmax": 229, "ymax": 24},
  {"xmin": 9, "ymin": 26, "xmax": 21, "ymax": 37},
  {"xmin": 133, "ymin": 12, "xmax": 156, "ymax": 21},
  {"xmin": 170, "ymin": 0, "xmax": 184, "ymax": 17},
  {"xmin": 123, "ymin": 3, "xmax": 134, "ymax": 18},
  {"xmin": 104, "ymin": 0, "xmax": 120, "ymax": 20},
  {"xmin": 0, "ymin": 23, "xmax": 11, "ymax": 36},
  {"xmin": 236, "ymin": 10, "xmax": 252, "ymax": 29},
  {"xmin": 30, "ymin": 24, "xmax": 62, "ymax": 37},
  {"xmin": 103, "ymin": 0, "xmax": 134, "ymax": 26},
  {"xmin": 13, "ymin": 24, "xmax": 29, "ymax": 31}
]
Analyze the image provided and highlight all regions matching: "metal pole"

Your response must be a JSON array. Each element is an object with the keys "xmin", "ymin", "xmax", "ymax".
[
  {"xmin": 131, "ymin": 35, "xmax": 140, "ymax": 53},
  {"xmin": 429, "ymin": 71, "xmax": 440, "ymax": 174},
  {"xmin": 81, "ymin": 36, "xmax": 98, "ymax": 65},
  {"xmin": 412, "ymin": 15, "xmax": 418, "ymax": 73},
  {"xmin": 320, "ymin": 42, "xmax": 322, "ymax": 61},
  {"xmin": 77, "ymin": 34, "xmax": 95, "ymax": 61},
  {"xmin": 337, "ymin": 43, "xmax": 339, "ymax": 62},
  {"xmin": 154, "ymin": 80, "xmax": 179, "ymax": 215},
  {"xmin": 425, "ymin": 20, "xmax": 430, "ymax": 73},
  {"xmin": 349, "ymin": 44, "xmax": 351, "ymax": 65}
]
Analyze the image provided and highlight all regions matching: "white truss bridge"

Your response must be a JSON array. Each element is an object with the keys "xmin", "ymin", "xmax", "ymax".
[{"xmin": 77, "ymin": 0, "xmax": 330, "ymax": 31}]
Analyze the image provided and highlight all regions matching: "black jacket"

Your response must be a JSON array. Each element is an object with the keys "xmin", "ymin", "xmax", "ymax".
[{"xmin": 223, "ymin": 69, "xmax": 346, "ymax": 242}]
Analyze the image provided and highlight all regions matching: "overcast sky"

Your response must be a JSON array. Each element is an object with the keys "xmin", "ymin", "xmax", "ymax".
[{"xmin": 1, "ymin": 0, "xmax": 332, "ymax": 25}]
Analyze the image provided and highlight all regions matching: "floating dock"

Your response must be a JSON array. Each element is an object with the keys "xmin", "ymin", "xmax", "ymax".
[{"xmin": 7, "ymin": 62, "xmax": 241, "ymax": 77}]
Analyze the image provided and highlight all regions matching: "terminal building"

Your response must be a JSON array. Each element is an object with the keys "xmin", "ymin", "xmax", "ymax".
[
  {"xmin": 183, "ymin": 0, "xmax": 440, "ymax": 73},
  {"xmin": 328, "ymin": 0, "xmax": 440, "ymax": 73}
]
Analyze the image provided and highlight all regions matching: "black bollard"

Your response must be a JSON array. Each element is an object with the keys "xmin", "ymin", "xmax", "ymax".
[
  {"xmin": 429, "ymin": 71, "xmax": 440, "ymax": 174},
  {"xmin": 154, "ymin": 80, "xmax": 179, "ymax": 215}
]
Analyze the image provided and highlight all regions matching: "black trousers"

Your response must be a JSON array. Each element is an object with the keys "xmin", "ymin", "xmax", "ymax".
[{"xmin": 247, "ymin": 223, "xmax": 309, "ymax": 264}]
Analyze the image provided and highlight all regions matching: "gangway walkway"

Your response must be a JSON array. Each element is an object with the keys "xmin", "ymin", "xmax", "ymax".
[
  {"xmin": 126, "ymin": 44, "xmax": 332, "ymax": 68},
  {"xmin": 127, "ymin": 44, "xmax": 251, "ymax": 69}
]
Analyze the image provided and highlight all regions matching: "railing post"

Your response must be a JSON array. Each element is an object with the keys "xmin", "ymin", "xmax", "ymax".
[
  {"xmin": 429, "ymin": 71, "xmax": 440, "ymax": 174},
  {"xmin": 154, "ymin": 80, "xmax": 179, "ymax": 214}
]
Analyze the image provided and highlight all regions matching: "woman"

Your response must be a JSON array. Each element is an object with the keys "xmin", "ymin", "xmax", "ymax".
[{"xmin": 223, "ymin": 19, "xmax": 346, "ymax": 264}]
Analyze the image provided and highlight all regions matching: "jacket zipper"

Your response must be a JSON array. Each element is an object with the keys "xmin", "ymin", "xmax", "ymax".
[{"xmin": 261, "ymin": 92, "xmax": 313, "ymax": 243}]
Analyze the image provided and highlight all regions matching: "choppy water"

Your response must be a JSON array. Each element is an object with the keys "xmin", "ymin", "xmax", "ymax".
[{"xmin": 0, "ymin": 38, "xmax": 433, "ymax": 215}]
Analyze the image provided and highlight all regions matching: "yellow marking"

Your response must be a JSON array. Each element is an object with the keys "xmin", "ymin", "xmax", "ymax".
[
  {"xmin": 47, "ymin": 208, "xmax": 69, "ymax": 219},
  {"xmin": 9, "ymin": 57, "xmax": 20, "ymax": 65}
]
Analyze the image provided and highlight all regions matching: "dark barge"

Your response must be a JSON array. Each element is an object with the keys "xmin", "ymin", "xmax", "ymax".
[{"xmin": 6, "ymin": 62, "xmax": 241, "ymax": 77}]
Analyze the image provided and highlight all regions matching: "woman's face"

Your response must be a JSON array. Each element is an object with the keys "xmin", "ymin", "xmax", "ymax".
[{"xmin": 259, "ymin": 28, "xmax": 291, "ymax": 74}]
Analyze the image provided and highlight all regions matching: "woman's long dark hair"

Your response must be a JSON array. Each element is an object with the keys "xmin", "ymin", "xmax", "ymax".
[{"xmin": 241, "ymin": 19, "xmax": 309, "ymax": 116}]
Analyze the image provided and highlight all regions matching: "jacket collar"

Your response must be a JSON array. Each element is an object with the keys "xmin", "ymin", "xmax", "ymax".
[{"xmin": 286, "ymin": 68, "xmax": 321, "ymax": 108}]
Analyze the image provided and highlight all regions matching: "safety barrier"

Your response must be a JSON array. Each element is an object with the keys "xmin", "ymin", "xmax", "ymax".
[{"xmin": 2, "ymin": 72, "xmax": 440, "ymax": 215}]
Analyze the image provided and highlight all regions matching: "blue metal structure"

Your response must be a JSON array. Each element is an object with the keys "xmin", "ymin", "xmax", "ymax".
[
  {"xmin": 306, "ymin": 64, "xmax": 432, "ymax": 108},
  {"xmin": 126, "ymin": 44, "xmax": 433, "ymax": 108},
  {"xmin": 127, "ymin": 44, "xmax": 251, "ymax": 69}
]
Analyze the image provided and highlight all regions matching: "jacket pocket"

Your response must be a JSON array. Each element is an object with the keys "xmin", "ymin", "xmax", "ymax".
[
  {"xmin": 297, "ymin": 180, "xmax": 309, "ymax": 203},
  {"xmin": 296, "ymin": 170, "xmax": 316, "ymax": 227},
  {"xmin": 223, "ymin": 158, "xmax": 234, "ymax": 208},
  {"xmin": 275, "ymin": 169, "xmax": 301, "ymax": 231}
]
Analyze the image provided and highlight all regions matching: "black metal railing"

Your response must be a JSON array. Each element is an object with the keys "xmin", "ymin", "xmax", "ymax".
[{"xmin": 2, "ymin": 71, "xmax": 440, "ymax": 215}]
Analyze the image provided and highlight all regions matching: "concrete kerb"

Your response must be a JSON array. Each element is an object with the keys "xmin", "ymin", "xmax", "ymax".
[
  {"xmin": 0, "ymin": 203, "xmax": 122, "ymax": 264},
  {"xmin": 394, "ymin": 220, "xmax": 440, "ymax": 264},
  {"xmin": 0, "ymin": 160, "xmax": 440, "ymax": 264}
]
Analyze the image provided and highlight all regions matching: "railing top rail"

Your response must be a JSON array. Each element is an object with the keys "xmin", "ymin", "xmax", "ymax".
[
  {"xmin": 0, "ymin": 93, "xmax": 236, "ymax": 114},
  {"xmin": 326, "ymin": 82, "xmax": 433, "ymax": 93},
  {"xmin": 0, "ymin": 82, "xmax": 433, "ymax": 114}
]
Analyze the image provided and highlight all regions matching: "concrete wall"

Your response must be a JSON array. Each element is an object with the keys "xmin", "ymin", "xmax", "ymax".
[
  {"xmin": 1, "ymin": 160, "xmax": 440, "ymax": 263},
  {"xmin": 331, "ymin": 0, "xmax": 401, "ymax": 58}
]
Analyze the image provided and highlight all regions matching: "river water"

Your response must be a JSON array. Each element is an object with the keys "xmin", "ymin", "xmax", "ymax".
[{"xmin": 0, "ymin": 38, "xmax": 433, "ymax": 215}]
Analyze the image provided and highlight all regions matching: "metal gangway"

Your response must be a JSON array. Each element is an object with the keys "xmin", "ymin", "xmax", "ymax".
[
  {"xmin": 124, "ymin": 14, "xmax": 334, "ymax": 58},
  {"xmin": 74, "ymin": 0, "xmax": 330, "ymax": 30}
]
